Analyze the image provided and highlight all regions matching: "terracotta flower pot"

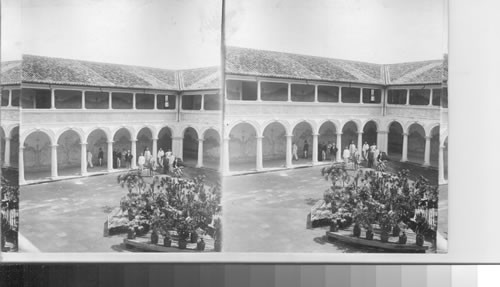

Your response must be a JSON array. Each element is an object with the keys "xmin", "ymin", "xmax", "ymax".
[
  {"xmin": 190, "ymin": 232, "xmax": 198, "ymax": 243},
  {"xmin": 197, "ymin": 239, "xmax": 206, "ymax": 251},
  {"xmin": 127, "ymin": 229, "xmax": 136, "ymax": 239},
  {"xmin": 392, "ymin": 225, "xmax": 401, "ymax": 237},
  {"xmin": 399, "ymin": 232, "xmax": 407, "ymax": 244},
  {"xmin": 353, "ymin": 223, "xmax": 361, "ymax": 237},
  {"xmin": 416, "ymin": 233, "xmax": 424, "ymax": 246},
  {"xmin": 330, "ymin": 222, "xmax": 338, "ymax": 232},
  {"xmin": 178, "ymin": 238, "xmax": 188, "ymax": 249},
  {"xmin": 380, "ymin": 230, "xmax": 389, "ymax": 243},
  {"xmin": 366, "ymin": 229, "xmax": 374, "ymax": 240},
  {"xmin": 151, "ymin": 231, "xmax": 159, "ymax": 244},
  {"xmin": 163, "ymin": 237, "xmax": 172, "ymax": 247}
]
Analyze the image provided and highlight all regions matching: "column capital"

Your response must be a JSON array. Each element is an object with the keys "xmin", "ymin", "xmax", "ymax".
[
  {"xmin": 255, "ymin": 136, "xmax": 264, "ymax": 140},
  {"xmin": 198, "ymin": 138, "xmax": 205, "ymax": 142},
  {"xmin": 357, "ymin": 131, "xmax": 364, "ymax": 135},
  {"xmin": 152, "ymin": 137, "xmax": 158, "ymax": 141},
  {"xmin": 4, "ymin": 136, "xmax": 11, "ymax": 141},
  {"xmin": 80, "ymin": 142, "xmax": 88, "ymax": 146},
  {"xmin": 130, "ymin": 139, "xmax": 137, "ymax": 143},
  {"xmin": 286, "ymin": 134, "xmax": 294, "ymax": 138},
  {"xmin": 223, "ymin": 136, "xmax": 231, "ymax": 141},
  {"xmin": 51, "ymin": 144, "xmax": 59, "ymax": 148},
  {"xmin": 336, "ymin": 132, "xmax": 343, "ymax": 136},
  {"xmin": 172, "ymin": 136, "xmax": 183, "ymax": 140},
  {"xmin": 19, "ymin": 146, "xmax": 25, "ymax": 151},
  {"xmin": 403, "ymin": 132, "xmax": 409, "ymax": 136},
  {"xmin": 312, "ymin": 133, "xmax": 320, "ymax": 137},
  {"xmin": 425, "ymin": 136, "xmax": 432, "ymax": 140},
  {"xmin": 107, "ymin": 141, "xmax": 114, "ymax": 144},
  {"xmin": 377, "ymin": 130, "xmax": 388, "ymax": 134}
]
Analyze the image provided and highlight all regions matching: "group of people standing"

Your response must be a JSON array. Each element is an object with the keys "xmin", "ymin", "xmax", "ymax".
[
  {"xmin": 289, "ymin": 139, "xmax": 383, "ymax": 170},
  {"xmin": 341, "ymin": 141, "xmax": 382, "ymax": 169},
  {"xmin": 85, "ymin": 146, "xmax": 180, "ymax": 174}
]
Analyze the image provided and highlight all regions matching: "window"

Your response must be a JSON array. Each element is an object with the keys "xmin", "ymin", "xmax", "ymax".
[
  {"xmin": 261, "ymin": 82, "xmax": 288, "ymax": 101},
  {"xmin": 226, "ymin": 80, "xmax": 257, "ymax": 101},
  {"xmin": 55, "ymin": 90, "xmax": 82, "ymax": 109},
  {"xmin": 362, "ymin": 88, "xmax": 382, "ymax": 103},
  {"xmin": 1, "ymin": 90, "xmax": 9, "ymax": 106},
  {"xmin": 157, "ymin": 94, "xmax": 176, "ymax": 110},
  {"xmin": 442, "ymin": 87, "xmax": 448, "ymax": 108},
  {"xmin": 204, "ymin": 94, "xmax": 221, "ymax": 110},
  {"xmin": 111, "ymin": 92, "xmax": 133, "ymax": 109},
  {"xmin": 341, "ymin": 87, "xmax": 360, "ymax": 103},
  {"xmin": 11, "ymin": 90, "xmax": 20, "ymax": 107},
  {"xmin": 409, "ymin": 89, "xmax": 430, "ymax": 105},
  {"xmin": 432, "ymin": 89, "xmax": 442, "ymax": 106},
  {"xmin": 387, "ymin": 89, "xmax": 407, "ymax": 105},
  {"xmin": 85, "ymin": 91, "xmax": 109, "ymax": 109},
  {"xmin": 318, "ymin": 85, "xmax": 339, "ymax": 102},
  {"xmin": 182, "ymin": 95, "xmax": 202, "ymax": 110},
  {"xmin": 291, "ymin": 84, "xmax": 314, "ymax": 102},
  {"xmin": 21, "ymin": 88, "xmax": 51, "ymax": 109},
  {"xmin": 135, "ymin": 93, "xmax": 155, "ymax": 109}
]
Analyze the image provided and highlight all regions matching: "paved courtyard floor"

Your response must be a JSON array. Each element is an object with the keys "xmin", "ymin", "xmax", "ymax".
[
  {"xmin": 19, "ymin": 167, "xmax": 219, "ymax": 252},
  {"xmin": 223, "ymin": 161, "xmax": 447, "ymax": 253}
]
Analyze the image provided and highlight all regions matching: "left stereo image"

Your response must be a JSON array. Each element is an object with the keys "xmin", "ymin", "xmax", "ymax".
[{"xmin": 1, "ymin": 0, "xmax": 223, "ymax": 253}]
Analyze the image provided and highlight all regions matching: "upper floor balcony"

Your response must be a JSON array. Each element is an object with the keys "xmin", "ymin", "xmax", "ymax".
[
  {"xmin": 225, "ymin": 79, "xmax": 447, "ymax": 121},
  {"xmin": 18, "ymin": 86, "xmax": 221, "ymax": 127}
]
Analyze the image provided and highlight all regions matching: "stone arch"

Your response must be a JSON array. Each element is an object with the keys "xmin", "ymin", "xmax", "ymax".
[
  {"xmin": 316, "ymin": 119, "xmax": 340, "ymax": 135},
  {"xmin": 261, "ymin": 119, "xmax": 291, "ymax": 137},
  {"xmin": 262, "ymin": 121, "xmax": 287, "ymax": 168},
  {"xmin": 86, "ymin": 128, "xmax": 109, "ymax": 167},
  {"xmin": 21, "ymin": 128, "xmax": 56, "ymax": 146},
  {"xmin": 0, "ymin": 127, "xmax": 5, "ymax": 165},
  {"xmin": 57, "ymin": 129, "xmax": 82, "ymax": 175},
  {"xmin": 226, "ymin": 120, "xmax": 261, "ymax": 139},
  {"xmin": 134, "ymin": 125, "xmax": 156, "ymax": 141},
  {"xmin": 291, "ymin": 119, "xmax": 317, "ymax": 136},
  {"xmin": 387, "ymin": 121, "xmax": 404, "ymax": 159},
  {"xmin": 56, "ymin": 127, "xmax": 85, "ymax": 144},
  {"xmin": 430, "ymin": 125, "xmax": 440, "ymax": 167},
  {"xmin": 228, "ymin": 122, "xmax": 258, "ymax": 172},
  {"xmin": 407, "ymin": 123, "xmax": 426, "ymax": 163},
  {"xmin": 23, "ymin": 130, "xmax": 53, "ymax": 181},
  {"xmin": 292, "ymin": 121, "xmax": 314, "ymax": 161},
  {"xmin": 341, "ymin": 120, "xmax": 359, "ymax": 152},
  {"xmin": 180, "ymin": 125, "xmax": 202, "ymax": 140},
  {"xmin": 201, "ymin": 126, "xmax": 222, "ymax": 140},
  {"xmin": 157, "ymin": 126, "xmax": 173, "ymax": 153},
  {"xmin": 85, "ymin": 127, "xmax": 111, "ymax": 144},
  {"xmin": 113, "ymin": 127, "xmax": 132, "ymax": 168},
  {"xmin": 362, "ymin": 120, "xmax": 378, "ymax": 147},
  {"xmin": 111, "ymin": 126, "xmax": 136, "ymax": 141},
  {"xmin": 318, "ymin": 120, "xmax": 338, "ymax": 161},
  {"xmin": 136, "ymin": 127, "xmax": 154, "ymax": 159},
  {"xmin": 8, "ymin": 126, "xmax": 19, "ymax": 167},
  {"xmin": 182, "ymin": 127, "xmax": 199, "ymax": 165},
  {"xmin": 202, "ymin": 128, "xmax": 221, "ymax": 169}
]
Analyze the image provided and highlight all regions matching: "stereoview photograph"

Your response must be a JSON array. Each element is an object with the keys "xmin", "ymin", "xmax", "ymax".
[
  {"xmin": 7, "ymin": 0, "xmax": 224, "ymax": 253},
  {"xmin": 221, "ymin": 0, "xmax": 448, "ymax": 253}
]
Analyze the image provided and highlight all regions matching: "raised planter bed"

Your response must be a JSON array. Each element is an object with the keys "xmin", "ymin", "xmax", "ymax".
[
  {"xmin": 123, "ymin": 232, "xmax": 215, "ymax": 252},
  {"xmin": 325, "ymin": 226, "xmax": 431, "ymax": 253}
]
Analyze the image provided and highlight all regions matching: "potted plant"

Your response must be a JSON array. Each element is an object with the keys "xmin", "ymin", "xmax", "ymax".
[
  {"xmin": 196, "ymin": 238, "xmax": 206, "ymax": 251},
  {"xmin": 176, "ymin": 219, "xmax": 191, "ymax": 250},
  {"xmin": 151, "ymin": 230, "xmax": 159, "ymax": 244},
  {"xmin": 190, "ymin": 230, "xmax": 199, "ymax": 243},
  {"xmin": 399, "ymin": 231, "xmax": 407, "ymax": 244},
  {"xmin": 365, "ymin": 226, "xmax": 374, "ymax": 240},
  {"xmin": 163, "ymin": 235, "xmax": 172, "ymax": 247},
  {"xmin": 127, "ymin": 227, "xmax": 136, "ymax": 239},
  {"xmin": 392, "ymin": 223, "xmax": 401, "ymax": 237},
  {"xmin": 352, "ymin": 222, "xmax": 361, "ymax": 237},
  {"xmin": 329, "ymin": 219, "xmax": 338, "ymax": 232}
]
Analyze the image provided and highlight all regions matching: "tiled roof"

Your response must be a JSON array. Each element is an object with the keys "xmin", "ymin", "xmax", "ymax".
[
  {"xmin": 226, "ymin": 46, "xmax": 444, "ymax": 85},
  {"xmin": 19, "ymin": 55, "xmax": 219, "ymax": 91},
  {"xmin": 1, "ymin": 60, "xmax": 22, "ymax": 85},
  {"xmin": 179, "ymin": 66, "xmax": 221, "ymax": 91}
]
